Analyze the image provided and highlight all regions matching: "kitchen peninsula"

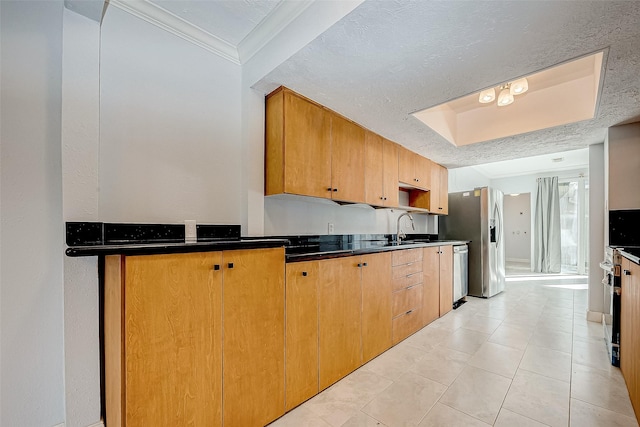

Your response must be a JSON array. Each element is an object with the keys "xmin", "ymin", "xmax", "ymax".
[{"xmin": 66, "ymin": 224, "xmax": 464, "ymax": 427}]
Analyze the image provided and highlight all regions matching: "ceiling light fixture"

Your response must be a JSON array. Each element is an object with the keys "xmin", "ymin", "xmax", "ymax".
[{"xmin": 478, "ymin": 77, "xmax": 529, "ymax": 107}]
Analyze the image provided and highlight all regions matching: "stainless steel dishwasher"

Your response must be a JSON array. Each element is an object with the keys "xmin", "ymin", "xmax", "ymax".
[{"xmin": 453, "ymin": 244, "xmax": 468, "ymax": 306}]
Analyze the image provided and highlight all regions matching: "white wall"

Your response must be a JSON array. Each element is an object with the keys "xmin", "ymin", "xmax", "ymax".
[
  {"xmin": 61, "ymin": 9, "xmax": 101, "ymax": 427},
  {"xmin": 503, "ymin": 193, "xmax": 531, "ymax": 262},
  {"xmin": 588, "ymin": 143, "xmax": 605, "ymax": 318},
  {"xmin": 1, "ymin": 1, "xmax": 66, "ymax": 425},
  {"xmin": 447, "ymin": 166, "xmax": 490, "ymax": 193},
  {"xmin": 98, "ymin": 6, "xmax": 243, "ymax": 224}
]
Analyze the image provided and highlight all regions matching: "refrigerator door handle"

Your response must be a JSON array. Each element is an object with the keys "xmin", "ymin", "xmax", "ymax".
[{"xmin": 495, "ymin": 202, "xmax": 502, "ymax": 246}]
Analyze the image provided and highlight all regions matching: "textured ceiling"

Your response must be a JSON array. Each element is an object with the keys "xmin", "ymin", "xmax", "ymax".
[
  {"xmin": 152, "ymin": 0, "xmax": 281, "ymax": 45},
  {"xmin": 254, "ymin": 0, "xmax": 640, "ymax": 169}
]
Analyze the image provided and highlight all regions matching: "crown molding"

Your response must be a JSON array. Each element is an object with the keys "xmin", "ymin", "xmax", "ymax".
[
  {"xmin": 106, "ymin": 0, "xmax": 316, "ymax": 66},
  {"xmin": 237, "ymin": 0, "xmax": 314, "ymax": 63},
  {"xmin": 107, "ymin": 0, "xmax": 240, "ymax": 64}
]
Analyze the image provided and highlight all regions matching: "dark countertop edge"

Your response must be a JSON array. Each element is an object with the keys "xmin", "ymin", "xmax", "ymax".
[
  {"xmin": 620, "ymin": 250, "xmax": 640, "ymax": 265},
  {"xmin": 65, "ymin": 239, "xmax": 289, "ymax": 257},
  {"xmin": 286, "ymin": 240, "xmax": 469, "ymax": 263}
]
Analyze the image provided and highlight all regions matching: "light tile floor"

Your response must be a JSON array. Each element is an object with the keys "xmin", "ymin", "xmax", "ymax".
[{"xmin": 269, "ymin": 275, "xmax": 639, "ymax": 427}]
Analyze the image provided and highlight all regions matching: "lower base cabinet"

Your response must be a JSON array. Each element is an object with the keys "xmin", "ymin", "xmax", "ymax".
[
  {"xmin": 105, "ymin": 248, "xmax": 285, "ymax": 427},
  {"xmin": 621, "ymin": 258, "xmax": 640, "ymax": 421},
  {"xmin": 318, "ymin": 257, "xmax": 363, "ymax": 390},
  {"xmin": 422, "ymin": 247, "xmax": 440, "ymax": 325},
  {"xmin": 361, "ymin": 252, "xmax": 393, "ymax": 363},
  {"xmin": 285, "ymin": 261, "xmax": 319, "ymax": 411}
]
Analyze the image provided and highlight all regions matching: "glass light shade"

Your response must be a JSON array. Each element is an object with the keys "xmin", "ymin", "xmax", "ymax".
[
  {"xmin": 497, "ymin": 88, "xmax": 514, "ymax": 106},
  {"xmin": 510, "ymin": 78, "xmax": 529, "ymax": 95},
  {"xmin": 478, "ymin": 88, "xmax": 496, "ymax": 104}
]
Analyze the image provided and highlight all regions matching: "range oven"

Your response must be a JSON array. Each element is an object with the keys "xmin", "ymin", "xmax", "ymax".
[{"xmin": 600, "ymin": 247, "xmax": 621, "ymax": 366}]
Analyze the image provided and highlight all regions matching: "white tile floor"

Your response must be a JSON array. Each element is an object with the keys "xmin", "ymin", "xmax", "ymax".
[{"xmin": 269, "ymin": 274, "xmax": 639, "ymax": 427}]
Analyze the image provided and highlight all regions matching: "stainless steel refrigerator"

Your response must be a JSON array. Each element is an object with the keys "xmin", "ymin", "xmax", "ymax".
[{"xmin": 440, "ymin": 187, "xmax": 505, "ymax": 298}]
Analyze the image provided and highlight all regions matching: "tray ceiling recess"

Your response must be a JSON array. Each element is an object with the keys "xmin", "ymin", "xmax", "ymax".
[{"xmin": 412, "ymin": 51, "xmax": 605, "ymax": 147}]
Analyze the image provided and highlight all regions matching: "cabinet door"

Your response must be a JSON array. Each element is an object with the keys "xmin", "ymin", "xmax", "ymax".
[
  {"xmin": 318, "ymin": 257, "xmax": 363, "ymax": 390},
  {"xmin": 361, "ymin": 252, "xmax": 392, "ymax": 363},
  {"xmin": 331, "ymin": 114, "xmax": 366, "ymax": 203},
  {"xmin": 621, "ymin": 259, "xmax": 640, "ymax": 417},
  {"xmin": 438, "ymin": 165, "xmax": 449, "ymax": 215},
  {"xmin": 439, "ymin": 246, "xmax": 454, "ymax": 316},
  {"xmin": 382, "ymin": 139, "xmax": 399, "ymax": 207},
  {"xmin": 223, "ymin": 248, "xmax": 285, "ymax": 427},
  {"xmin": 364, "ymin": 131, "xmax": 384, "ymax": 206},
  {"xmin": 285, "ymin": 261, "xmax": 319, "ymax": 411},
  {"xmin": 283, "ymin": 91, "xmax": 332, "ymax": 198},
  {"xmin": 398, "ymin": 145, "xmax": 415, "ymax": 186},
  {"xmin": 429, "ymin": 164, "xmax": 440, "ymax": 212},
  {"xmin": 123, "ymin": 252, "xmax": 222, "ymax": 427},
  {"xmin": 422, "ymin": 247, "xmax": 440, "ymax": 326},
  {"xmin": 415, "ymin": 155, "xmax": 432, "ymax": 191}
]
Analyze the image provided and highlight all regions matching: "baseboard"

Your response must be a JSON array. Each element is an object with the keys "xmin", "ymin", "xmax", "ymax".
[
  {"xmin": 506, "ymin": 258, "xmax": 530, "ymax": 264},
  {"xmin": 587, "ymin": 310, "xmax": 603, "ymax": 322},
  {"xmin": 53, "ymin": 422, "xmax": 103, "ymax": 427}
]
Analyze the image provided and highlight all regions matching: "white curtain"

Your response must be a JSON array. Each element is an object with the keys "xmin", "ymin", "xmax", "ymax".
[{"xmin": 534, "ymin": 176, "xmax": 561, "ymax": 273}]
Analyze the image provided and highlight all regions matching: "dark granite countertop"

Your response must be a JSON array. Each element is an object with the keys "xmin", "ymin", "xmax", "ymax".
[
  {"xmin": 619, "ymin": 248, "xmax": 640, "ymax": 265},
  {"xmin": 285, "ymin": 239, "xmax": 469, "ymax": 262},
  {"xmin": 65, "ymin": 239, "xmax": 289, "ymax": 257}
]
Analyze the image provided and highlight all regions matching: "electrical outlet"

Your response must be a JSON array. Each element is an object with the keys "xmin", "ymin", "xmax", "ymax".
[
  {"xmin": 185, "ymin": 220, "xmax": 197, "ymax": 243},
  {"xmin": 328, "ymin": 223, "xmax": 334, "ymax": 234}
]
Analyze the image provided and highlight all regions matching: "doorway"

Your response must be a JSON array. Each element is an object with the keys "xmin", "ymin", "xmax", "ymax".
[
  {"xmin": 559, "ymin": 176, "xmax": 589, "ymax": 274},
  {"xmin": 504, "ymin": 193, "xmax": 531, "ymax": 275}
]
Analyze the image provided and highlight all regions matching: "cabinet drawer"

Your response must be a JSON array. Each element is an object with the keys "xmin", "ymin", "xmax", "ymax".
[
  {"xmin": 392, "ymin": 284, "xmax": 423, "ymax": 318},
  {"xmin": 391, "ymin": 271, "xmax": 422, "ymax": 292},
  {"xmin": 392, "ymin": 248, "xmax": 423, "ymax": 266},
  {"xmin": 392, "ymin": 308, "xmax": 422, "ymax": 344},
  {"xmin": 392, "ymin": 261, "xmax": 422, "ymax": 280}
]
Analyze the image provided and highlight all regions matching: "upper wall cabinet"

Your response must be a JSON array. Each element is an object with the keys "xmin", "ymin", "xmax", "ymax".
[
  {"xmin": 265, "ymin": 88, "xmax": 332, "ymax": 199},
  {"xmin": 331, "ymin": 114, "xmax": 366, "ymax": 203},
  {"xmin": 429, "ymin": 163, "xmax": 449, "ymax": 215},
  {"xmin": 265, "ymin": 87, "xmax": 365, "ymax": 203},
  {"xmin": 365, "ymin": 132, "xmax": 399, "ymax": 207},
  {"xmin": 398, "ymin": 146, "xmax": 431, "ymax": 191},
  {"xmin": 265, "ymin": 87, "xmax": 447, "ymax": 213}
]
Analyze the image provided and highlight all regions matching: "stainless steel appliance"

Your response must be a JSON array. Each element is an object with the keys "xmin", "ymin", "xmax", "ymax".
[
  {"xmin": 453, "ymin": 244, "xmax": 468, "ymax": 305},
  {"xmin": 600, "ymin": 247, "xmax": 621, "ymax": 366},
  {"xmin": 440, "ymin": 187, "xmax": 505, "ymax": 298}
]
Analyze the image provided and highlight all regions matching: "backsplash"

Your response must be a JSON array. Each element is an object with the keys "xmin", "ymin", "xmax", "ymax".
[{"xmin": 66, "ymin": 222, "xmax": 241, "ymax": 246}]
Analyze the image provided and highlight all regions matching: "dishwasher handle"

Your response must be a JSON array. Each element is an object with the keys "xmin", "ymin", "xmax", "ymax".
[{"xmin": 453, "ymin": 245, "xmax": 468, "ymax": 254}]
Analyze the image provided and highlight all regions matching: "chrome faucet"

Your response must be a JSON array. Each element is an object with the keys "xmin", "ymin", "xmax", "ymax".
[{"xmin": 396, "ymin": 212, "xmax": 415, "ymax": 243}]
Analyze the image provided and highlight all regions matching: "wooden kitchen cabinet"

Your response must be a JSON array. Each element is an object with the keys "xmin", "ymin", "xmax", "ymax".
[
  {"xmin": 331, "ymin": 113, "xmax": 366, "ymax": 203},
  {"xmin": 223, "ymin": 248, "xmax": 285, "ymax": 427},
  {"xmin": 439, "ymin": 245, "xmax": 454, "ymax": 316},
  {"xmin": 266, "ymin": 88, "xmax": 332, "ymax": 199},
  {"xmin": 391, "ymin": 248, "xmax": 424, "ymax": 344},
  {"xmin": 105, "ymin": 252, "xmax": 223, "ymax": 427},
  {"xmin": 365, "ymin": 132, "xmax": 399, "ymax": 207},
  {"xmin": 422, "ymin": 246, "xmax": 441, "ymax": 325},
  {"xmin": 621, "ymin": 257, "xmax": 640, "ymax": 421},
  {"xmin": 398, "ymin": 146, "xmax": 430, "ymax": 191},
  {"xmin": 318, "ymin": 257, "xmax": 363, "ymax": 390},
  {"xmin": 429, "ymin": 163, "xmax": 449, "ymax": 215},
  {"xmin": 422, "ymin": 245, "xmax": 454, "ymax": 321},
  {"xmin": 285, "ymin": 261, "xmax": 319, "ymax": 411},
  {"xmin": 105, "ymin": 248, "xmax": 285, "ymax": 427},
  {"xmin": 361, "ymin": 252, "xmax": 392, "ymax": 363}
]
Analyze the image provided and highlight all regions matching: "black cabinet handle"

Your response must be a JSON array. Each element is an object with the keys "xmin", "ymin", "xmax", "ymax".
[
  {"xmin": 406, "ymin": 309, "xmax": 413, "ymax": 315},
  {"xmin": 380, "ymin": 196, "xmax": 384, "ymax": 200},
  {"xmin": 228, "ymin": 263, "xmax": 234, "ymax": 269},
  {"xmin": 357, "ymin": 263, "xmax": 362, "ymax": 267},
  {"xmin": 213, "ymin": 264, "xmax": 220, "ymax": 271},
  {"xmin": 327, "ymin": 187, "xmax": 333, "ymax": 191},
  {"xmin": 439, "ymin": 207, "xmax": 443, "ymax": 210},
  {"xmin": 384, "ymin": 197, "xmax": 387, "ymax": 200},
  {"xmin": 624, "ymin": 270, "xmax": 631, "ymax": 276},
  {"xmin": 333, "ymin": 188, "xmax": 338, "ymax": 192},
  {"xmin": 363, "ymin": 262, "xmax": 368, "ymax": 267},
  {"xmin": 302, "ymin": 271, "xmax": 308, "ymax": 277}
]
